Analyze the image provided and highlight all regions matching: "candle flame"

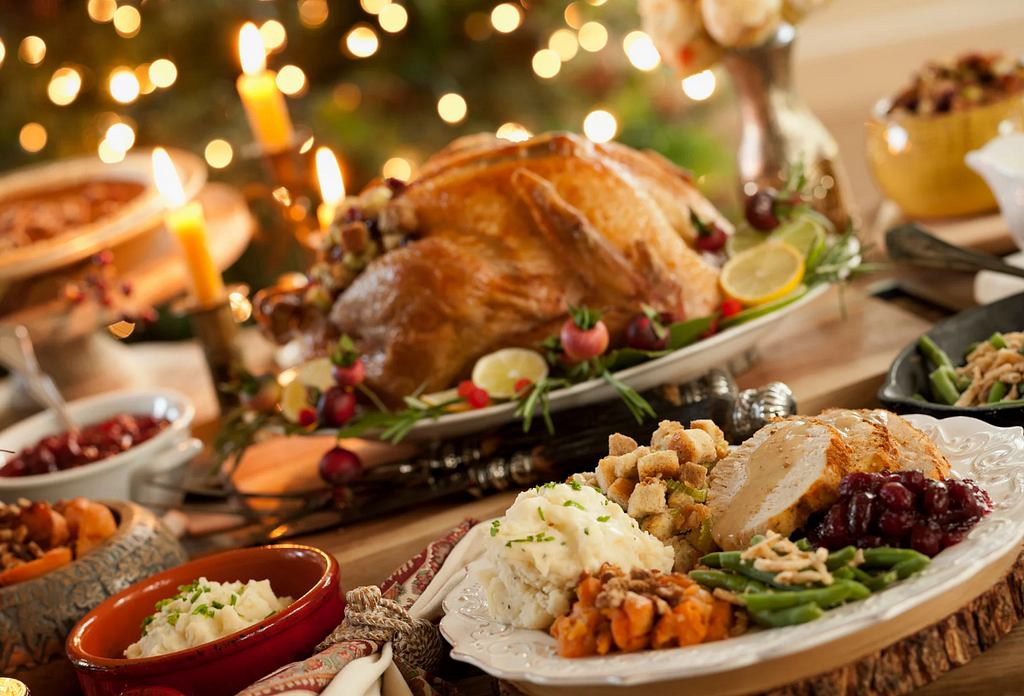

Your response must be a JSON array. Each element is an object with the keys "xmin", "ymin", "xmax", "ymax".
[
  {"xmin": 239, "ymin": 22, "xmax": 266, "ymax": 75},
  {"xmin": 152, "ymin": 147, "xmax": 186, "ymax": 207},
  {"xmin": 315, "ymin": 147, "xmax": 345, "ymax": 206}
]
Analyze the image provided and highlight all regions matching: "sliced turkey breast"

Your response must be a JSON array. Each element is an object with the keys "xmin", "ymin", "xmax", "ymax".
[
  {"xmin": 708, "ymin": 420, "xmax": 852, "ymax": 551},
  {"xmin": 853, "ymin": 409, "xmax": 952, "ymax": 480},
  {"xmin": 815, "ymin": 409, "xmax": 899, "ymax": 474}
]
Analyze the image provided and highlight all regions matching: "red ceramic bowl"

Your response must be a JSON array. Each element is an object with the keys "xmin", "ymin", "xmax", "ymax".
[{"xmin": 66, "ymin": 544, "xmax": 345, "ymax": 696}]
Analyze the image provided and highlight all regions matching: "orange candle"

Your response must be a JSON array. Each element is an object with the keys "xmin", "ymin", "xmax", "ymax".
[
  {"xmin": 152, "ymin": 148, "xmax": 225, "ymax": 307},
  {"xmin": 236, "ymin": 23, "xmax": 294, "ymax": 153}
]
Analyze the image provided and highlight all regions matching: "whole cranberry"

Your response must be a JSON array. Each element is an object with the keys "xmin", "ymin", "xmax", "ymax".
[
  {"xmin": 625, "ymin": 312, "xmax": 671, "ymax": 351},
  {"xmin": 838, "ymin": 471, "xmax": 875, "ymax": 497},
  {"xmin": 332, "ymin": 358, "xmax": 365, "ymax": 388},
  {"xmin": 910, "ymin": 524, "xmax": 942, "ymax": 557},
  {"xmin": 467, "ymin": 388, "xmax": 490, "ymax": 409},
  {"xmin": 895, "ymin": 469, "xmax": 927, "ymax": 495},
  {"xmin": 879, "ymin": 482, "xmax": 915, "ymax": 512},
  {"xmin": 856, "ymin": 535, "xmax": 884, "ymax": 549},
  {"xmin": 923, "ymin": 481, "xmax": 950, "ymax": 516},
  {"xmin": 695, "ymin": 226, "xmax": 728, "ymax": 251},
  {"xmin": 877, "ymin": 509, "xmax": 915, "ymax": 537},
  {"xmin": 847, "ymin": 491, "xmax": 875, "ymax": 537},
  {"xmin": 745, "ymin": 189, "xmax": 780, "ymax": 231},
  {"xmin": 317, "ymin": 387, "xmax": 357, "ymax": 427},
  {"xmin": 720, "ymin": 298, "xmax": 743, "ymax": 319},
  {"xmin": 319, "ymin": 447, "xmax": 362, "ymax": 486}
]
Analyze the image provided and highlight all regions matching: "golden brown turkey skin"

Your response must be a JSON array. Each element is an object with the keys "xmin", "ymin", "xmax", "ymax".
[{"xmin": 329, "ymin": 132, "xmax": 726, "ymax": 406}]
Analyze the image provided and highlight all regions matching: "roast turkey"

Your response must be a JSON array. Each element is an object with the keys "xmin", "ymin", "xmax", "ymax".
[
  {"xmin": 256, "ymin": 132, "xmax": 730, "ymax": 406},
  {"xmin": 831, "ymin": 409, "xmax": 952, "ymax": 479}
]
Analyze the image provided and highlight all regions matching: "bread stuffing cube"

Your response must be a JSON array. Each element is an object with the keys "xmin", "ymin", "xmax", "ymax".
[
  {"xmin": 676, "ymin": 504, "xmax": 711, "ymax": 533},
  {"xmin": 600, "ymin": 450, "xmax": 644, "ymax": 481},
  {"xmin": 595, "ymin": 457, "xmax": 618, "ymax": 493},
  {"xmin": 669, "ymin": 537, "xmax": 700, "ymax": 573},
  {"xmin": 637, "ymin": 450, "xmax": 680, "ymax": 480},
  {"xmin": 679, "ymin": 461, "xmax": 708, "ymax": 489},
  {"xmin": 668, "ymin": 488, "xmax": 695, "ymax": 508},
  {"xmin": 609, "ymin": 433, "xmax": 638, "ymax": 456},
  {"xmin": 640, "ymin": 511, "xmax": 677, "ymax": 541},
  {"xmin": 689, "ymin": 419, "xmax": 724, "ymax": 443},
  {"xmin": 569, "ymin": 471, "xmax": 598, "ymax": 489},
  {"xmin": 652, "ymin": 422, "xmax": 717, "ymax": 465},
  {"xmin": 627, "ymin": 479, "xmax": 667, "ymax": 517},
  {"xmin": 607, "ymin": 477, "xmax": 637, "ymax": 508}
]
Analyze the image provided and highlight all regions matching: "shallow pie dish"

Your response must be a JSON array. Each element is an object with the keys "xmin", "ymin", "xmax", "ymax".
[{"xmin": 440, "ymin": 414, "xmax": 1024, "ymax": 696}]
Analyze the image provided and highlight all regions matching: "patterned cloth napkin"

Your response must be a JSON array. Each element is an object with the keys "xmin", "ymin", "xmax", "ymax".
[{"xmin": 237, "ymin": 518, "xmax": 482, "ymax": 696}]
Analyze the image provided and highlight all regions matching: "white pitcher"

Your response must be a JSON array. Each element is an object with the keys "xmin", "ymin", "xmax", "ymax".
[{"xmin": 965, "ymin": 133, "xmax": 1024, "ymax": 251}]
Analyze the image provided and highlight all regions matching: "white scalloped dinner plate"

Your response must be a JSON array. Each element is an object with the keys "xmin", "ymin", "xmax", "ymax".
[{"xmin": 440, "ymin": 414, "xmax": 1024, "ymax": 689}]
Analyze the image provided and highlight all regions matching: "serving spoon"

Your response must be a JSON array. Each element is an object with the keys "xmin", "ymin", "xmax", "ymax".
[
  {"xmin": 0, "ymin": 324, "xmax": 79, "ymax": 433},
  {"xmin": 886, "ymin": 223, "xmax": 1024, "ymax": 280}
]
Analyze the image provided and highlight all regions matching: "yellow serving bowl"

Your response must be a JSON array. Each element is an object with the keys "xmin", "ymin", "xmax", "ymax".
[{"xmin": 866, "ymin": 94, "xmax": 1024, "ymax": 218}]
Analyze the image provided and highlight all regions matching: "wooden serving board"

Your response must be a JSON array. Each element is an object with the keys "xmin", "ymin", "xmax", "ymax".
[{"xmin": 497, "ymin": 545, "xmax": 1024, "ymax": 696}]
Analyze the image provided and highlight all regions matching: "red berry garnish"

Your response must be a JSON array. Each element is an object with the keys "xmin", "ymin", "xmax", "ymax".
[
  {"xmin": 745, "ymin": 188, "xmax": 781, "ymax": 231},
  {"xmin": 625, "ymin": 311, "xmax": 671, "ymax": 351},
  {"xmin": 513, "ymin": 379, "xmax": 533, "ymax": 396},
  {"xmin": 92, "ymin": 250, "xmax": 114, "ymax": 266},
  {"xmin": 457, "ymin": 380, "xmax": 476, "ymax": 399},
  {"xmin": 298, "ymin": 408, "xmax": 318, "ymax": 428},
  {"xmin": 720, "ymin": 298, "xmax": 743, "ymax": 319},
  {"xmin": 319, "ymin": 447, "xmax": 362, "ymax": 486},
  {"xmin": 467, "ymin": 388, "xmax": 490, "ymax": 409},
  {"xmin": 560, "ymin": 318, "xmax": 610, "ymax": 361},
  {"xmin": 695, "ymin": 226, "xmax": 728, "ymax": 252},
  {"xmin": 120, "ymin": 280, "xmax": 133, "ymax": 296},
  {"xmin": 699, "ymin": 319, "xmax": 718, "ymax": 340},
  {"xmin": 317, "ymin": 387, "xmax": 357, "ymax": 427},
  {"xmin": 332, "ymin": 358, "xmax": 365, "ymax": 388}
]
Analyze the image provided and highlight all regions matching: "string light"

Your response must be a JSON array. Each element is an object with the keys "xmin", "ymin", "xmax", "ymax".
[
  {"xmin": 491, "ymin": 4, "xmax": 522, "ymax": 33},
  {"xmin": 98, "ymin": 139, "xmax": 125, "ymax": 163},
  {"xmin": 383, "ymin": 157, "xmax": 413, "ymax": 181},
  {"xmin": 583, "ymin": 110, "xmax": 616, "ymax": 142},
  {"xmin": 623, "ymin": 31, "xmax": 660, "ymax": 71},
  {"xmin": 19, "ymin": 123, "xmax": 47, "ymax": 153},
  {"xmin": 113, "ymin": 6, "xmax": 141, "ymax": 38},
  {"xmin": 345, "ymin": 25, "xmax": 379, "ymax": 58},
  {"xmin": 378, "ymin": 4, "xmax": 408, "ymax": 33},
  {"xmin": 578, "ymin": 22, "xmax": 608, "ymax": 52},
  {"xmin": 87, "ymin": 0, "xmax": 116, "ymax": 23},
  {"xmin": 149, "ymin": 59, "xmax": 177, "ymax": 88},
  {"xmin": 0, "ymin": 40, "xmax": 5, "ymax": 69},
  {"xmin": 549, "ymin": 30, "xmax": 579, "ymax": 61},
  {"xmin": 47, "ymin": 67, "xmax": 82, "ymax": 106},
  {"xmin": 333, "ymin": 83, "xmax": 361, "ymax": 110},
  {"xmin": 496, "ymin": 123, "xmax": 532, "ymax": 142},
  {"xmin": 532, "ymin": 49, "xmax": 561, "ymax": 79},
  {"xmin": 19, "ymin": 37, "xmax": 46, "ymax": 66},
  {"xmin": 564, "ymin": 3, "xmax": 583, "ymax": 29},
  {"xmin": 205, "ymin": 139, "xmax": 234, "ymax": 169},
  {"xmin": 276, "ymin": 65, "xmax": 307, "ymax": 96},
  {"xmin": 360, "ymin": 0, "xmax": 390, "ymax": 13},
  {"xmin": 105, "ymin": 123, "xmax": 135, "ymax": 153},
  {"xmin": 135, "ymin": 64, "xmax": 156, "ymax": 94},
  {"xmin": 682, "ymin": 70, "xmax": 716, "ymax": 100},
  {"xmin": 109, "ymin": 67, "xmax": 140, "ymax": 103},
  {"xmin": 298, "ymin": 0, "xmax": 329, "ymax": 29},
  {"xmin": 260, "ymin": 21, "xmax": 287, "ymax": 52},
  {"xmin": 586, "ymin": 0, "xmax": 607, "ymax": 5},
  {"xmin": 465, "ymin": 12, "xmax": 491, "ymax": 41},
  {"xmin": 300, "ymin": 135, "xmax": 316, "ymax": 154},
  {"xmin": 437, "ymin": 93, "xmax": 467, "ymax": 124}
]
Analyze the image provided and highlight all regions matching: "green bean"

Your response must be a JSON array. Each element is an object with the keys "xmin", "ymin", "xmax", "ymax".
[
  {"xmin": 957, "ymin": 375, "xmax": 973, "ymax": 392},
  {"xmin": 749, "ymin": 534, "xmax": 766, "ymax": 546},
  {"xmin": 750, "ymin": 603, "xmax": 825, "ymax": 628},
  {"xmin": 929, "ymin": 368, "xmax": 961, "ymax": 405},
  {"xmin": 964, "ymin": 342, "xmax": 981, "ymax": 361},
  {"xmin": 851, "ymin": 566, "xmax": 874, "ymax": 583},
  {"xmin": 832, "ymin": 566, "xmax": 854, "ymax": 580},
  {"xmin": 988, "ymin": 381, "xmax": 1009, "ymax": 404},
  {"xmin": 689, "ymin": 570, "xmax": 766, "ymax": 594},
  {"xmin": 861, "ymin": 548, "xmax": 929, "ymax": 569},
  {"xmin": 892, "ymin": 554, "xmax": 930, "ymax": 579},
  {"xmin": 795, "ymin": 538, "xmax": 812, "ymax": 552},
  {"xmin": 698, "ymin": 551, "xmax": 727, "ymax": 568},
  {"xmin": 826, "ymin": 546, "xmax": 856, "ymax": 571},
  {"xmin": 919, "ymin": 335, "xmax": 955, "ymax": 371},
  {"xmin": 719, "ymin": 555, "xmax": 806, "ymax": 591},
  {"xmin": 741, "ymin": 583, "xmax": 853, "ymax": 612},
  {"xmin": 863, "ymin": 569, "xmax": 898, "ymax": 592},
  {"xmin": 990, "ymin": 332, "xmax": 1008, "ymax": 350}
]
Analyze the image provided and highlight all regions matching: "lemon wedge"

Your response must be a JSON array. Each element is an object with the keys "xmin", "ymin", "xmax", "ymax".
[
  {"xmin": 280, "ymin": 379, "xmax": 313, "ymax": 423},
  {"xmin": 297, "ymin": 357, "xmax": 336, "ymax": 391},
  {"xmin": 418, "ymin": 387, "xmax": 472, "ymax": 412},
  {"xmin": 720, "ymin": 241, "xmax": 805, "ymax": 306},
  {"xmin": 471, "ymin": 348, "xmax": 549, "ymax": 399},
  {"xmin": 725, "ymin": 226, "xmax": 767, "ymax": 258},
  {"xmin": 770, "ymin": 216, "xmax": 826, "ymax": 258}
]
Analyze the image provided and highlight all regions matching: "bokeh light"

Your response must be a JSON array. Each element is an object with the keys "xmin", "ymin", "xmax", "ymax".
[
  {"xmin": 578, "ymin": 22, "xmax": 608, "ymax": 52},
  {"xmin": 361, "ymin": 0, "xmax": 390, "ymax": 13},
  {"xmin": 564, "ymin": 3, "xmax": 583, "ymax": 29},
  {"xmin": 623, "ymin": 31, "xmax": 661, "ymax": 71},
  {"xmin": 19, "ymin": 123, "xmax": 47, "ymax": 153},
  {"xmin": 19, "ymin": 37, "xmax": 46, "ymax": 65},
  {"xmin": 105, "ymin": 123, "xmax": 135, "ymax": 153},
  {"xmin": 87, "ymin": 0, "xmax": 116, "ymax": 23},
  {"xmin": 549, "ymin": 30, "xmax": 579, "ymax": 61},
  {"xmin": 383, "ymin": 157, "xmax": 413, "ymax": 181},
  {"xmin": 276, "ymin": 65, "xmax": 307, "ymax": 96},
  {"xmin": 378, "ymin": 4, "xmax": 408, "ymax": 33},
  {"xmin": 98, "ymin": 139, "xmax": 125, "ymax": 163},
  {"xmin": 345, "ymin": 26, "xmax": 379, "ymax": 58},
  {"xmin": 587, "ymin": 0, "xmax": 607, "ymax": 4},
  {"xmin": 47, "ymin": 67, "xmax": 82, "ymax": 106},
  {"xmin": 491, "ymin": 4, "xmax": 522, "ymax": 33},
  {"xmin": 149, "ymin": 59, "xmax": 177, "ymax": 88},
  {"xmin": 583, "ymin": 110, "xmax": 617, "ymax": 142},
  {"xmin": 682, "ymin": 70, "xmax": 716, "ymax": 100},
  {"xmin": 437, "ymin": 93, "xmax": 467, "ymax": 124},
  {"xmin": 532, "ymin": 49, "xmax": 561, "ymax": 79},
  {"xmin": 0, "ymin": 40, "xmax": 5, "ymax": 69},
  {"xmin": 465, "ymin": 12, "xmax": 491, "ymax": 41},
  {"xmin": 135, "ymin": 64, "xmax": 156, "ymax": 94},
  {"xmin": 113, "ymin": 6, "xmax": 141, "ymax": 38},
  {"xmin": 333, "ymin": 83, "xmax": 362, "ymax": 110},
  {"xmin": 298, "ymin": 0, "xmax": 329, "ymax": 28},
  {"xmin": 205, "ymin": 140, "xmax": 234, "ymax": 169},
  {"xmin": 260, "ymin": 21, "xmax": 287, "ymax": 52},
  {"xmin": 496, "ymin": 123, "xmax": 532, "ymax": 142},
  {"xmin": 109, "ymin": 68, "xmax": 140, "ymax": 103}
]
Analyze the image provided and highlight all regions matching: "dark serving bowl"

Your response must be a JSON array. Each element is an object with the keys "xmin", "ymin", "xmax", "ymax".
[{"xmin": 879, "ymin": 291, "xmax": 1024, "ymax": 426}]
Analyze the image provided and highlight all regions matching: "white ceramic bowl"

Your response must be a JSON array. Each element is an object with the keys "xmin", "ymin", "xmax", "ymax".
[{"xmin": 0, "ymin": 390, "xmax": 201, "ymax": 505}]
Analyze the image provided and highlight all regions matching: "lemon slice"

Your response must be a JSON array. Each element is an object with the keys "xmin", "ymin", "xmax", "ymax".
[
  {"xmin": 297, "ymin": 357, "xmax": 335, "ymax": 391},
  {"xmin": 418, "ymin": 387, "xmax": 472, "ymax": 412},
  {"xmin": 725, "ymin": 226, "xmax": 768, "ymax": 258},
  {"xmin": 770, "ymin": 216, "xmax": 826, "ymax": 258},
  {"xmin": 471, "ymin": 348, "xmax": 549, "ymax": 399},
  {"xmin": 280, "ymin": 379, "xmax": 313, "ymax": 423},
  {"xmin": 720, "ymin": 241, "xmax": 805, "ymax": 306}
]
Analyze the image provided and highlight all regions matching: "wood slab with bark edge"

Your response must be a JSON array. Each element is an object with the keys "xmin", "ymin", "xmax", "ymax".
[{"xmin": 495, "ymin": 546, "xmax": 1024, "ymax": 696}]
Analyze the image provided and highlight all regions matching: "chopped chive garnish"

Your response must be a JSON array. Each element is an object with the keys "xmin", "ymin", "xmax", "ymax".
[
  {"xmin": 537, "ymin": 506, "xmax": 545, "ymax": 521},
  {"xmin": 597, "ymin": 516, "xmax": 610, "ymax": 522},
  {"xmin": 230, "ymin": 594, "xmax": 238, "ymax": 606},
  {"xmin": 212, "ymin": 601, "xmax": 225, "ymax": 610},
  {"xmin": 140, "ymin": 615, "xmax": 154, "ymax": 629},
  {"xmin": 563, "ymin": 500, "xmax": 585, "ymax": 510},
  {"xmin": 190, "ymin": 590, "xmax": 202, "ymax": 603},
  {"xmin": 155, "ymin": 598, "xmax": 173, "ymax": 611},
  {"xmin": 192, "ymin": 604, "xmax": 208, "ymax": 616},
  {"xmin": 584, "ymin": 528, "xmax": 590, "ymax": 535},
  {"xmin": 167, "ymin": 613, "xmax": 180, "ymax": 626},
  {"xmin": 570, "ymin": 480, "xmax": 582, "ymax": 491},
  {"xmin": 264, "ymin": 611, "xmax": 277, "ymax": 620}
]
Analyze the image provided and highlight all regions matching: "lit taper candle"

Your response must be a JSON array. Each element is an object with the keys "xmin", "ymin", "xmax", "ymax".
[{"xmin": 236, "ymin": 23, "xmax": 294, "ymax": 153}]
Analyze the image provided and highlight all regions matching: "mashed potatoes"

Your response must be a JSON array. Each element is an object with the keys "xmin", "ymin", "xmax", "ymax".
[
  {"xmin": 478, "ymin": 482, "xmax": 674, "ymax": 629},
  {"xmin": 125, "ymin": 577, "xmax": 294, "ymax": 659}
]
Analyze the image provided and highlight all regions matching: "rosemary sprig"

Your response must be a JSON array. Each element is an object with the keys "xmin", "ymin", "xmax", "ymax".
[
  {"xmin": 513, "ymin": 377, "xmax": 570, "ymax": 434},
  {"xmin": 334, "ymin": 398, "xmax": 464, "ymax": 444},
  {"xmin": 601, "ymin": 369, "xmax": 656, "ymax": 424}
]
